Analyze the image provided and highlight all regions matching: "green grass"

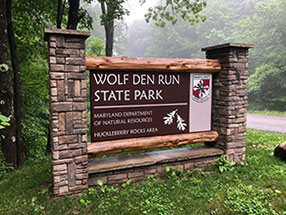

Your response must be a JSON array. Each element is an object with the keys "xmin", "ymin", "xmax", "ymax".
[
  {"xmin": 1, "ymin": 129, "xmax": 286, "ymax": 214},
  {"xmin": 248, "ymin": 110, "xmax": 286, "ymax": 116}
]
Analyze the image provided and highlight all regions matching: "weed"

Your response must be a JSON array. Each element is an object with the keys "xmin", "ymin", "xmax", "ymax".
[
  {"xmin": 30, "ymin": 196, "xmax": 45, "ymax": 212},
  {"xmin": 122, "ymin": 179, "xmax": 133, "ymax": 188},
  {"xmin": 165, "ymin": 166, "xmax": 183, "ymax": 177},
  {"xmin": 223, "ymin": 183, "xmax": 278, "ymax": 215},
  {"xmin": 213, "ymin": 154, "xmax": 236, "ymax": 173}
]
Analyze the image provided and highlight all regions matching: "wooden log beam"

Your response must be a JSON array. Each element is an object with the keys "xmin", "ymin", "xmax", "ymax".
[
  {"xmin": 88, "ymin": 131, "xmax": 219, "ymax": 157},
  {"xmin": 86, "ymin": 56, "xmax": 221, "ymax": 73}
]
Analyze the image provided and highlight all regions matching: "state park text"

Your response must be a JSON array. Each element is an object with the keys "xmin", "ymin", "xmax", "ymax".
[{"xmin": 92, "ymin": 73, "xmax": 181, "ymax": 102}]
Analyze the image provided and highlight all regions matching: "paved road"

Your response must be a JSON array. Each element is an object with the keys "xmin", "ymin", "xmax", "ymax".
[{"xmin": 247, "ymin": 114, "xmax": 286, "ymax": 133}]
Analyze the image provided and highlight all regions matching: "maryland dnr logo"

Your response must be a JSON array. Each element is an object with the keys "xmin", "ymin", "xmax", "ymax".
[{"xmin": 192, "ymin": 74, "xmax": 210, "ymax": 103}]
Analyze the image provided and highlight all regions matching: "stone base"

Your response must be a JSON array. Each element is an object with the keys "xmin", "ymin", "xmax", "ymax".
[{"xmin": 88, "ymin": 146, "xmax": 223, "ymax": 186}]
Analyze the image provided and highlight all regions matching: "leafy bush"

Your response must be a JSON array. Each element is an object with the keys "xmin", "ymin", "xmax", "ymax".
[
  {"xmin": 0, "ymin": 114, "xmax": 13, "ymax": 178},
  {"xmin": 21, "ymin": 57, "xmax": 49, "ymax": 158},
  {"xmin": 86, "ymin": 37, "xmax": 105, "ymax": 56},
  {"xmin": 213, "ymin": 154, "xmax": 236, "ymax": 173},
  {"xmin": 0, "ymin": 150, "xmax": 13, "ymax": 179},
  {"xmin": 248, "ymin": 64, "xmax": 286, "ymax": 110}
]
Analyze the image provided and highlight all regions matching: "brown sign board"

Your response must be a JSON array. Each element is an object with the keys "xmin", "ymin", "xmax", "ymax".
[{"xmin": 90, "ymin": 70, "xmax": 212, "ymax": 142}]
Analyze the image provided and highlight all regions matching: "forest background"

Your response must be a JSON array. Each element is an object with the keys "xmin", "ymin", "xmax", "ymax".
[{"xmin": 0, "ymin": 0, "xmax": 285, "ymax": 172}]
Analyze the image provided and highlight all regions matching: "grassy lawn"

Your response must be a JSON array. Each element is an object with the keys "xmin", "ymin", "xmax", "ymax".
[
  {"xmin": 247, "ymin": 110, "xmax": 286, "ymax": 116},
  {"xmin": 1, "ymin": 129, "xmax": 286, "ymax": 215}
]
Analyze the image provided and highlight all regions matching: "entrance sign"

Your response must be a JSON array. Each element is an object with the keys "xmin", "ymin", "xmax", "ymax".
[
  {"xmin": 45, "ymin": 29, "xmax": 252, "ymax": 197},
  {"xmin": 90, "ymin": 71, "xmax": 212, "ymax": 142}
]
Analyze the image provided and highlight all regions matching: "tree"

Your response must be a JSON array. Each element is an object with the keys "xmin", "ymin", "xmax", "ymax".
[
  {"xmin": 10, "ymin": 0, "xmax": 58, "ymax": 159},
  {"xmin": 0, "ymin": 0, "xmax": 17, "ymax": 168},
  {"xmin": 234, "ymin": 0, "xmax": 286, "ymax": 109},
  {"xmin": 98, "ymin": 0, "xmax": 129, "ymax": 56},
  {"xmin": 56, "ymin": 0, "xmax": 207, "ymax": 56},
  {"xmin": 67, "ymin": 0, "xmax": 80, "ymax": 29},
  {"xmin": 127, "ymin": 0, "xmax": 234, "ymax": 58},
  {"xmin": 57, "ymin": 0, "xmax": 66, "ymax": 28},
  {"xmin": 125, "ymin": 20, "xmax": 151, "ymax": 58},
  {"xmin": 97, "ymin": 0, "xmax": 207, "ymax": 56},
  {"xmin": 56, "ymin": 0, "xmax": 93, "ymax": 30},
  {"xmin": 144, "ymin": 0, "xmax": 207, "ymax": 27},
  {"xmin": 87, "ymin": 37, "xmax": 105, "ymax": 56},
  {"xmin": 6, "ymin": 0, "xmax": 25, "ymax": 167}
]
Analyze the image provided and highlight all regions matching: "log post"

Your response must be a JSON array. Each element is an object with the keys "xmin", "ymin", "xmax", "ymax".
[
  {"xmin": 44, "ymin": 28, "xmax": 90, "ymax": 196},
  {"xmin": 202, "ymin": 43, "xmax": 254, "ymax": 162}
]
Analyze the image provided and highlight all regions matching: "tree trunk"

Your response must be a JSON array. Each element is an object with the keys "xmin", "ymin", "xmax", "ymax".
[
  {"xmin": 0, "ymin": 0, "xmax": 17, "ymax": 168},
  {"xmin": 67, "ymin": 0, "xmax": 80, "ymax": 29},
  {"xmin": 6, "ymin": 0, "xmax": 25, "ymax": 167},
  {"xmin": 57, "ymin": 0, "xmax": 63, "ymax": 28},
  {"xmin": 104, "ymin": 21, "xmax": 114, "ymax": 56},
  {"xmin": 57, "ymin": 0, "xmax": 66, "ymax": 28},
  {"xmin": 100, "ymin": 2, "xmax": 114, "ymax": 56}
]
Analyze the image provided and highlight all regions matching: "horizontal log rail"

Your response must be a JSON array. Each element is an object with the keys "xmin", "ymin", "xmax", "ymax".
[
  {"xmin": 88, "ymin": 131, "xmax": 219, "ymax": 157},
  {"xmin": 86, "ymin": 56, "xmax": 221, "ymax": 73}
]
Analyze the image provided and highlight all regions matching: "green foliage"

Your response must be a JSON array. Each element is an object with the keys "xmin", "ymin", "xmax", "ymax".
[
  {"xmin": 0, "ymin": 115, "xmax": 12, "ymax": 179},
  {"xmin": 214, "ymin": 154, "xmax": 236, "ymax": 173},
  {"xmin": 8, "ymin": 0, "xmax": 95, "ymax": 161},
  {"xmin": 13, "ymin": 0, "xmax": 56, "ymax": 62},
  {"xmin": 165, "ymin": 166, "xmax": 183, "ymax": 177},
  {"xmin": 86, "ymin": 37, "xmax": 105, "ymax": 56},
  {"xmin": 142, "ymin": 0, "xmax": 237, "ymax": 58},
  {"xmin": 77, "ymin": 7, "xmax": 94, "ymax": 30},
  {"xmin": 30, "ymin": 196, "xmax": 45, "ymax": 212},
  {"xmin": 234, "ymin": 0, "xmax": 286, "ymax": 110},
  {"xmin": 97, "ymin": 179, "xmax": 103, "ymax": 187},
  {"xmin": 223, "ymin": 183, "xmax": 278, "ymax": 215},
  {"xmin": 246, "ymin": 129, "xmax": 285, "ymax": 152},
  {"xmin": 83, "ymin": 3, "xmax": 127, "ymax": 56},
  {"xmin": 248, "ymin": 110, "xmax": 286, "ymax": 117},
  {"xmin": 98, "ymin": 0, "xmax": 130, "ymax": 24},
  {"xmin": 21, "ymin": 57, "xmax": 49, "ymax": 158},
  {"xmin": 145, "ymin": 0, "xmax": 207, "ymax": 27},
  {"xmin": 121, "ymin": 179, "xmax": 132, "ymax": 188},
  {"xmin": 0, "ymin": 151, "xmax": 13, "ymax": 179},
  {"xmin": 0, "ymin": 115, "xmax": 10, "ymax": 130},
  {"xmin": 248, "ymin": 64, "xmax": 286, "ymax": 110}
]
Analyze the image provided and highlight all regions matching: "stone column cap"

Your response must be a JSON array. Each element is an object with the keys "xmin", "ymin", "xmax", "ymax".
[
  {"xmin": 44, "ymin": 28, "xmax": 90, "ymax": 41},
  {"xmin": 202, "ymin": 43, "xmax": 254, "ymax": 51}
]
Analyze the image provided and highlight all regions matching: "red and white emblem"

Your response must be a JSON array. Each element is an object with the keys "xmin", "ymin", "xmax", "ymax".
[{"xmin": 192, "ymin": 74, "xmax": 210, "ymax": 103}]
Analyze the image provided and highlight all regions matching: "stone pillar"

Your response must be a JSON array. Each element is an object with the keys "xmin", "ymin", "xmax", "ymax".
[
  {"xmin": 202, "ymin": 43, "xmax": 254, "ymax": 162},
  {"xmin": 44, "ymin": 29, "xmax": 90, "ymax": 196}
]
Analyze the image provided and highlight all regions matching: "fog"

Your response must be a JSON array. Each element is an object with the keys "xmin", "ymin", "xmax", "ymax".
[{"xmin": 86, "ymin": 0, "xmax": 286, "ymax": 110}]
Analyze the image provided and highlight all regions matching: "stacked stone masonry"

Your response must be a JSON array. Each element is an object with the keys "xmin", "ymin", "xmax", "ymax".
[
  {"xmin": 88, "ymin": 151, "xmax": 221, "ymax": 187},
  {"xmin": 203, "ymin": 45, "xmax": 253, "ymax": 162},
  {"xmin": 45, "ymin": 29, "xmax": 90, "ymax": 196}
]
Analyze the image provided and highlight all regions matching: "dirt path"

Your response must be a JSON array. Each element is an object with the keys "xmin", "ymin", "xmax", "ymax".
[{"xmin": 247, "ymin": 114, "xmax": 286, "ymax": 133}]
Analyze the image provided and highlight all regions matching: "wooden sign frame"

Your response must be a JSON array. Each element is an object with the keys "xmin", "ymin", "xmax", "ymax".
[{"xmin": 87, "ymin": 56, "xmax": 220, "ymax": 157}]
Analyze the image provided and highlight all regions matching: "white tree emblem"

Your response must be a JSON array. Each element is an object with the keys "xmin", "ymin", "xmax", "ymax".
[
  {"xmin": 163, "ymin": 109, "xmax": 187, "ymax": 131},
  {"xmin": 176, "ymin": 114, "xmax": 187, "ymax": 131},
  {"xmin": 163, "ymin": 109, "xmax": 177, "ymax": 125}
]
